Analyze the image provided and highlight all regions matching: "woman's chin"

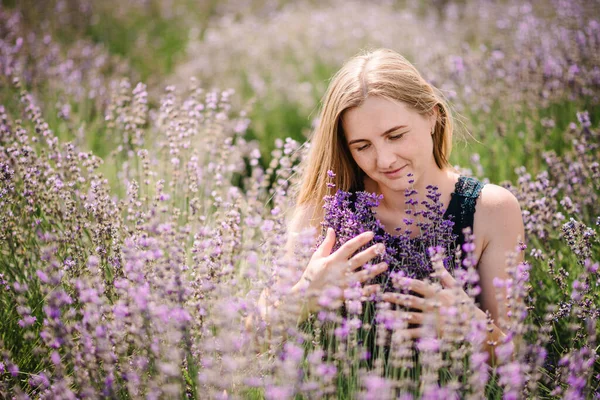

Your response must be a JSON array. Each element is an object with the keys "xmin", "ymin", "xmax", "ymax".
[{"xmin": 363, "ymin": 175, "xmax": 412, "ymax": 194}]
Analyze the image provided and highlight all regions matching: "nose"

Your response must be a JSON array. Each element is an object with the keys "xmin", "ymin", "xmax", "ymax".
[{"xmin": 375, "ymin": 145, "xmax": 397, "ymax": 169}]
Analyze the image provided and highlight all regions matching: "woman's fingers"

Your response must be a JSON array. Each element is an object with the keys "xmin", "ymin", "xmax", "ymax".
[
  {"xmin": 435, "ymin": 268, "xmax": 457, "ymax": 289},
  {"xmin": 393, "ymin": 327, "xmax": 425, "ymax": 340},
  {"xmin": 337, "ymin": 231, "xmax": 375, "ymax": 259},
  {"xmin": 348, "ymin": 243, "xmax": 386, "ymax": 271},
  {"xmin": 381, "ymin": 292, "xmax": 427, "ymax": 310},
  {"xmin": 395, "ymin": 277, "xmax": 438, "ymax": 298},
  {"xmin": 392, "ymin": 310, "xmax": 424, "ymax": 324},
  {"xmin": 316, "ymin": 228, "xmax": 336, "ymax": 257},
  {"xmin": 361, "ymin": 284, "xmax": 380, "ymax": 300},
  {"xmin": 349, "ymin": 262, "xmax": 388, "ymax": 284}
]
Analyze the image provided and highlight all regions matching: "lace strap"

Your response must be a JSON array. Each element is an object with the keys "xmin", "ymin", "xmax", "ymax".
[
  {"xmin": 455, "ymin": 176, "xmax": 484, "ymax": 199},
  {"xmin": 454, "ymin": 175, "xmax": 484, "ymax": 226}
]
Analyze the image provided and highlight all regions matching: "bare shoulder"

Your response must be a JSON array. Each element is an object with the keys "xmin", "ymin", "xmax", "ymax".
[
  {"xmin": 478, "ymin": 184, "xmax": 521, "ymax": 213},
  {"xmin": 476, "ymin": 183, "xmax": 524, "ymax": 244}
]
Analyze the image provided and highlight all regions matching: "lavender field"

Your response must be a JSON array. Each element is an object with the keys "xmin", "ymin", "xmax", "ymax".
[{"xmin": 0, "ymin": 0, "xmax": 599, "ymax": 398}]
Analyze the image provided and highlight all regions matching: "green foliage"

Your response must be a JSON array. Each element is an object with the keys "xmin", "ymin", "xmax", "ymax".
[{"xmin": 83, "ymin": 7, "xmax": 188, "ymax": 81}]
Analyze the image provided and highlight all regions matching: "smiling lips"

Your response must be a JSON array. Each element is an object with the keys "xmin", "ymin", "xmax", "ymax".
[{"xmin": 382, "ymin": 165, "xmax": 407, "ymax": 177}]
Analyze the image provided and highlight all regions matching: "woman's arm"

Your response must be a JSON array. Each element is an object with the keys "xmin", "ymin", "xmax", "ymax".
[{"xmin": 474, "ymin": 184, "xmax": 526, "ymax": 364}]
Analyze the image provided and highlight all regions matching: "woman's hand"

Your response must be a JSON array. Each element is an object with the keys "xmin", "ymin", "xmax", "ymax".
[
  {"xmin": 380, "ymin": 268, "xmax": 487, "ymax": 339},
  {"xmin": 293, "ymin": 228, "xmax": 388, "ymax": 317}
]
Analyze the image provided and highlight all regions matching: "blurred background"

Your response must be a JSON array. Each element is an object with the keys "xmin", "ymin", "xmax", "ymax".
[{"xmin": 1, "ymin": 0, "xmax": 599, "ymax": 186}]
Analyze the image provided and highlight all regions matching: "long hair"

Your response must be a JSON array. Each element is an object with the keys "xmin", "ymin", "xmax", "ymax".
[{"xmin": 296, "ymin": 48, "xmax": 454, "ymax": 225}]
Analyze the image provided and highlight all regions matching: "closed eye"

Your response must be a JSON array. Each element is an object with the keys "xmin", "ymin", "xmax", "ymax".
[
  {"xmin": 353, "ymin": 131, "xmax": 406, "ymax": 151},
  {"xmin": 389, "ymin": 133, "xmax": 406, "ymax": 140}
]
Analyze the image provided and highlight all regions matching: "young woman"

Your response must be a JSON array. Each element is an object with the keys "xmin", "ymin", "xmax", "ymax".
[{"xmin": 258, "ymin": 48, "xmax": 524, "ymax": 365}]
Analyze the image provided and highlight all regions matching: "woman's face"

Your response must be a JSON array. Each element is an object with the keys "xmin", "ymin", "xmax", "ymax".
[{"xmin": 341, "ymin": 96, "xmax": 437, "ymax": 192}]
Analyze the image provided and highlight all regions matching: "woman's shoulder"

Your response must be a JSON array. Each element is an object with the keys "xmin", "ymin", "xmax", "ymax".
[
  {"xmin": 475, "ymin": 183, "xmax": 524, "ymax": 242},
  {"xmin": 478, "ymin": 183, "xmax": 520, "ymax": 211}
]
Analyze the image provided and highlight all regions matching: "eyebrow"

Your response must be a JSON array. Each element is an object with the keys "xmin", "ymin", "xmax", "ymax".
[{"xmin": 347, "ymin": 125, "xmax": 407, "ymax": 146}]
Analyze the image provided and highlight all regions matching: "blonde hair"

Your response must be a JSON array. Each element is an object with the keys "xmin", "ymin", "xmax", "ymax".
[{"xmin": 297, "ymin": 48, "xmax": 454, "ymax": 224}]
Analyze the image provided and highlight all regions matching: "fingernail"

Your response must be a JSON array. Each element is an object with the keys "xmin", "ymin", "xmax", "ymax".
[{"xmin": 375, "ymin": 244, "xmax": 385, "ymax": 254}]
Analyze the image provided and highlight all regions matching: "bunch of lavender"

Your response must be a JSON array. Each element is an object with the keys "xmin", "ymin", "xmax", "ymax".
[
  {"xmin": 320, "ymin": 172, "xmax": 457, "ymax": 288},
  {"xmin": 295, "ymin": 211, "xmax": 492, "ymax": 398},
  {"xmin": 306, "ymin": 172, "xmax": 472, "ymax": 393}
]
